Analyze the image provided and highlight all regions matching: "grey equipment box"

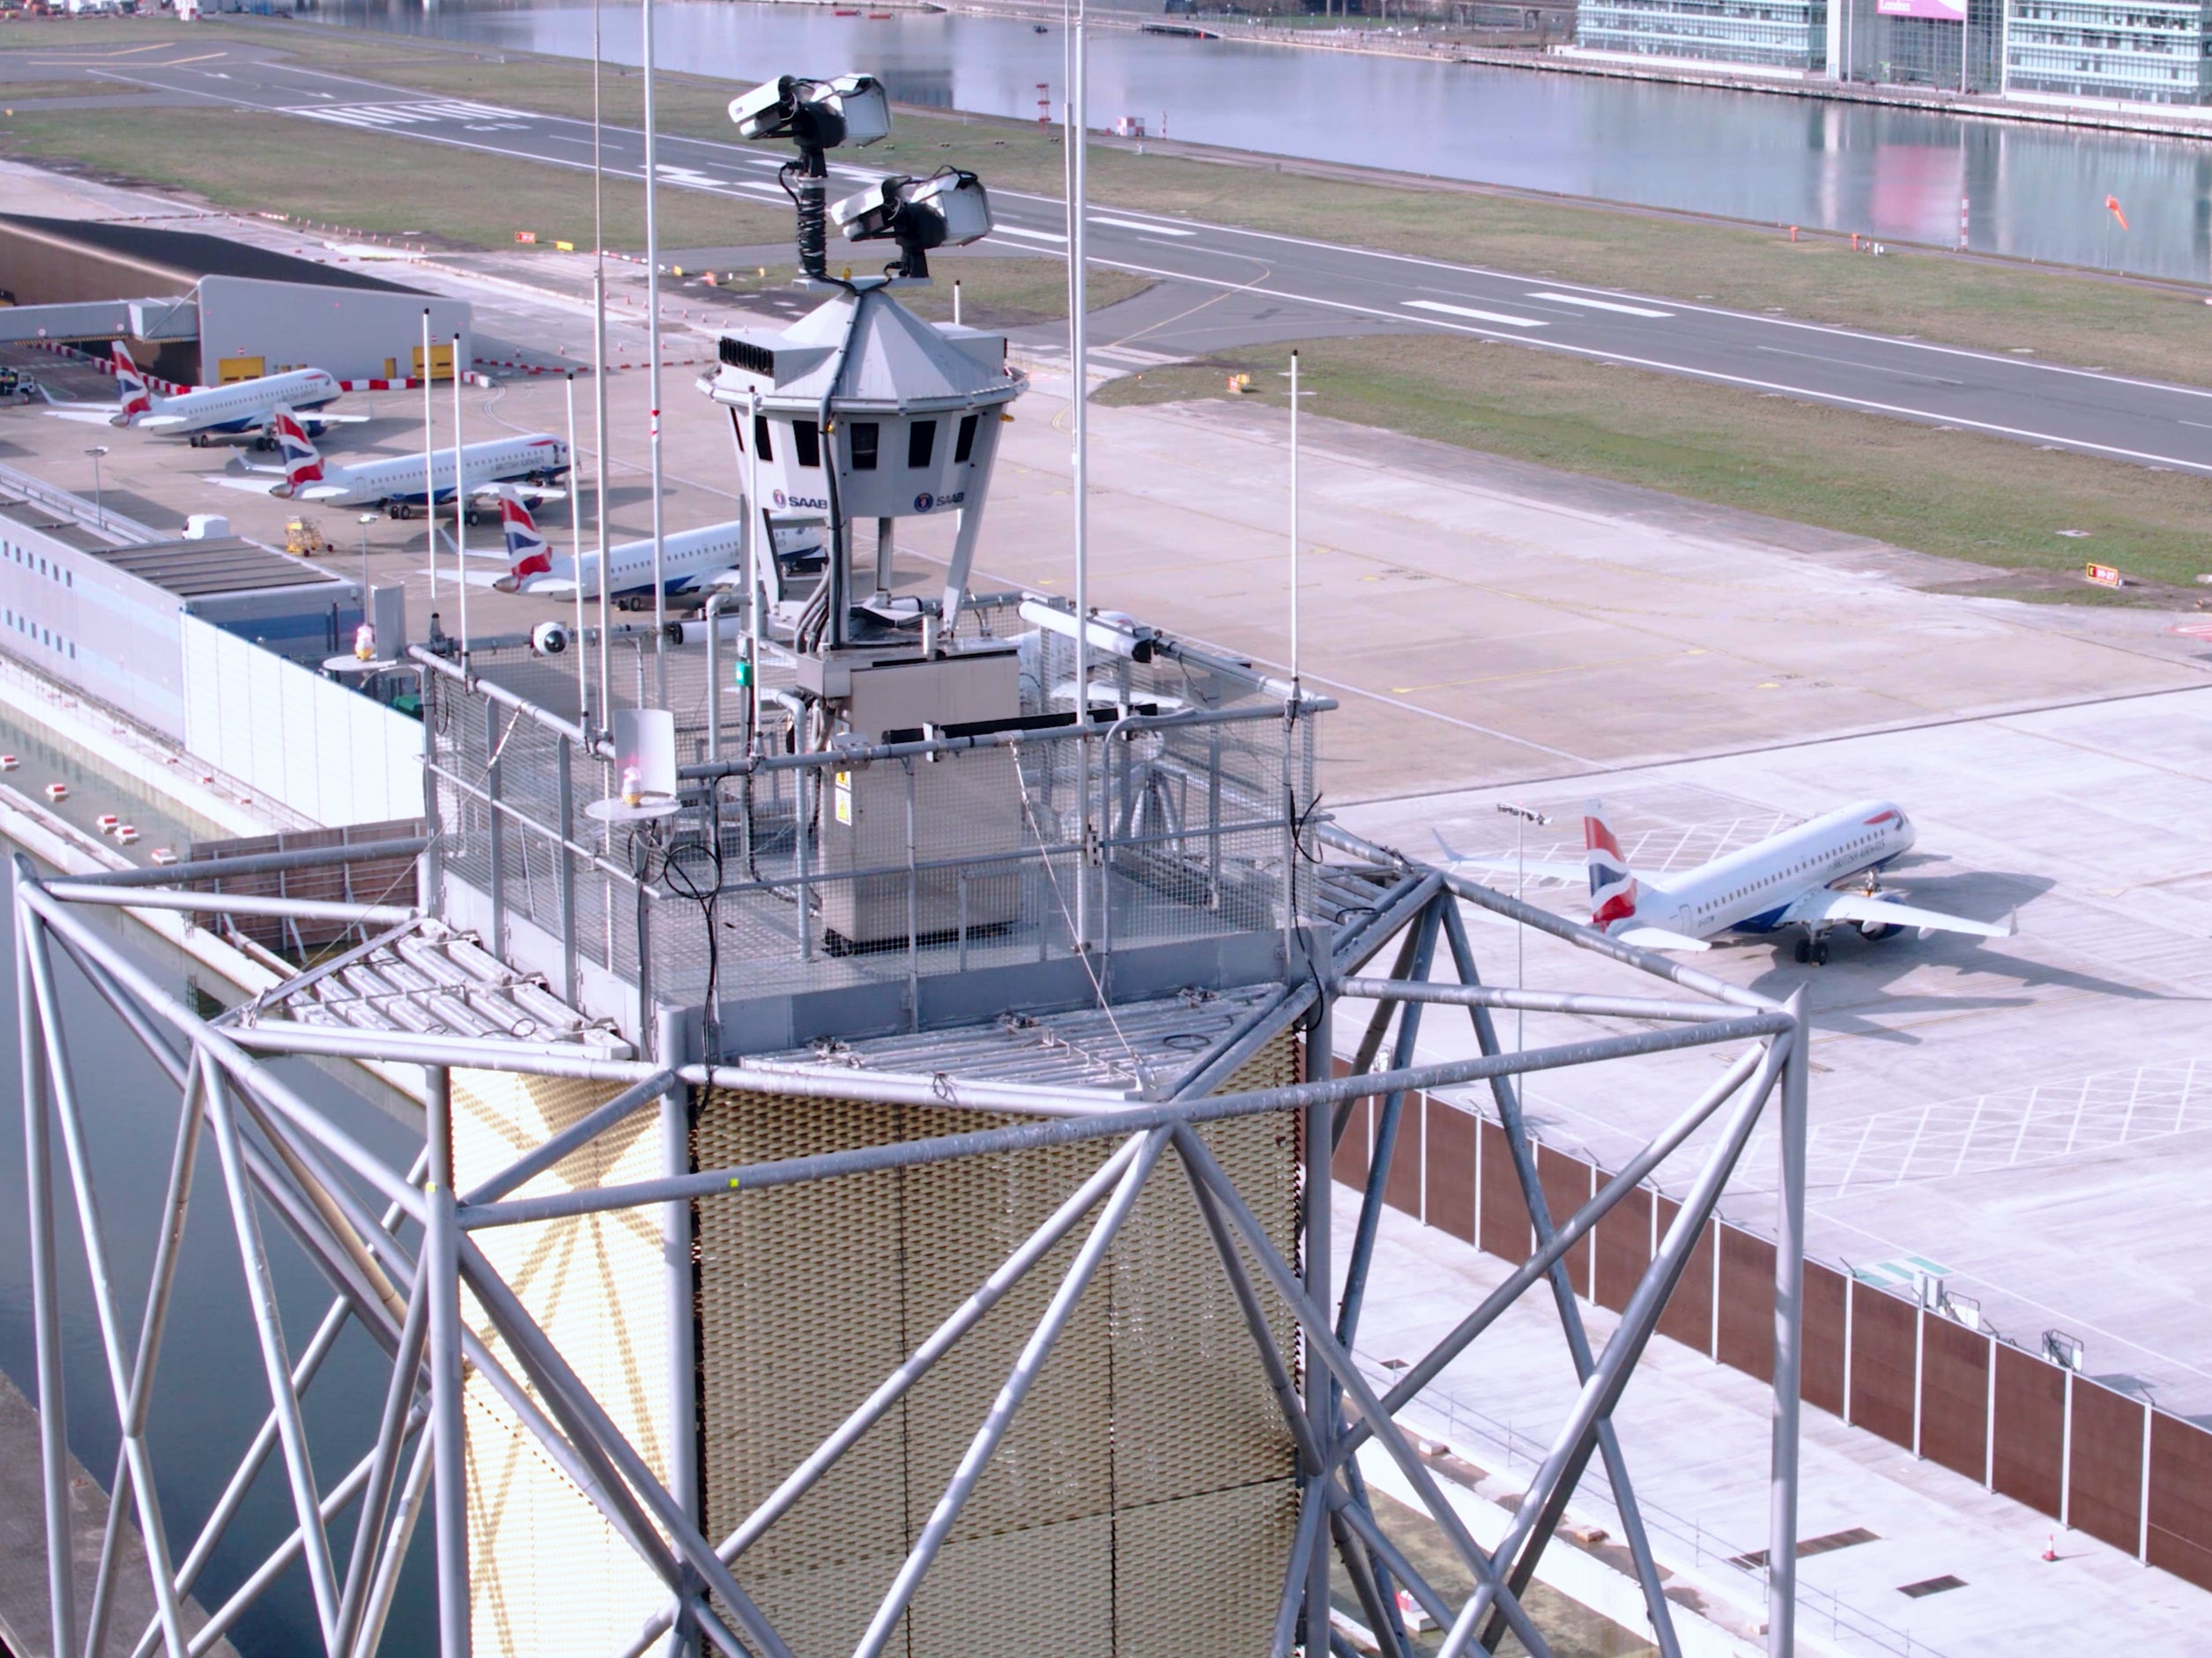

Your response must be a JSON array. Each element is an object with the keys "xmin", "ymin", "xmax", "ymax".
[{"xmin": 816, "ymin": 648, "xmax": 1025, "ymax": 952}]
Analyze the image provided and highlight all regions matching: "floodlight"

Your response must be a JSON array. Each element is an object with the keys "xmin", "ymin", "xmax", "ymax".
[
  {"xmin": 728, "ymin": 73, "xmax": 890, "ymax": 150},
  {"xmin": 830, "ymin": 168, "xmax": 993, "ymax": 279}
]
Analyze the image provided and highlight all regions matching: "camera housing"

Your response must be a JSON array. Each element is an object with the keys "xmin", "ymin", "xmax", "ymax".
[
  {"xmin": 830, "ymin": 169, "xmax": 993, "ymax": 279},
  {"xmin": 530, "ymin": 621, "xmax": 571, "ymax": 658},
  {"xmin": 728, "ymin": 74, "xmax": 890, "ymax": 150}
]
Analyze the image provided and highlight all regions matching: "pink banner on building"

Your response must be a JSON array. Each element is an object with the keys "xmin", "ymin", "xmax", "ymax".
[{"xmin": 1875, "ymin": 0, "xmax": 1966, "ymax": 18}]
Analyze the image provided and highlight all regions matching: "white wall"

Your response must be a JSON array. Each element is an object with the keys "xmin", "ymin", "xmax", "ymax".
[
  {"xmin": 181, "ymin": 613, "xmax": 423, "ymax": 826},
  {"xmin": 196, "ymin": 275, "xmax": 471, "ymax": 383}
]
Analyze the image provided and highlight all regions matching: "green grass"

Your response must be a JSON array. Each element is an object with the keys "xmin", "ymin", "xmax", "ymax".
[
  {"xmin": 1099, "ymin": 337, "xmax": 2212, "ymax": 595},
  {"xmin": 693, "ymin": 257, "xmax": 1148, "ymax": 327}
]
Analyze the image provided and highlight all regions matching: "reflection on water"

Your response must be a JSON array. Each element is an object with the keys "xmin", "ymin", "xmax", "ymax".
[
  {"xmin": 311, "ymin": 0, "xmax": 2212, "ymax": 279},
  {"xmin": 0, "ymin": 866, "xmax": 430, "ymax": 1654}
]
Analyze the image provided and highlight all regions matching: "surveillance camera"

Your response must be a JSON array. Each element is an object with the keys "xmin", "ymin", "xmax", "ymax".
[
  {"xmin": 729, "ymin": 73, "xmax": 890, "ymax": 150},
  {"xmin": 830, "ymin": 169, "xmax": 993, "ymax": 278},
  {"xmin": 531, "ymin": 621, "xmax": 571, "ymax": 658}
]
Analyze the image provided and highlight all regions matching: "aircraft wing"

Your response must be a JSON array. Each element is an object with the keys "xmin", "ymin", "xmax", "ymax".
[
  {"xmin": 1614, "ymin": 925, "xmax": 1711, "ymax": 953},
  {"xmin": 203, "ymin": 474, "xmax": 283, "ymax": 496},
  {"xmin": 306, "ymin": 413, "xmax": 372, "ymax": 425},
  {"xmin": 42, "ymin": 408, "xmax": 120, "ymax": 427},
  {"xmin": 135, "ymin": 414, "xmax": 195, "ymax": 430},
  {"xmin": 1430, "ymin": 830, "xmax": 1584, "ymax": 885},
  {"xmin": 291, "ymin": 485, "xmax": 357, "ymax": 502},
  {"xmin": 1786, "ymin": 888, "xmax": 2015, "ymax": 941},
  {"xmin": 419, "ymin": 569, "xmax": 510, "ymax": 589}
]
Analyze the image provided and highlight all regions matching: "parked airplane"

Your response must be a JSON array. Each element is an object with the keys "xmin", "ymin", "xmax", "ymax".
[
  {"xmin": 1440, "ymin": 799, "xmax": 2013, "ymax": 963},
  {"xmin": 209, "ymin": 408, "xmax": 568, "ymax": 512},
  {"xmin": 466, "ymin": 491, "xmax": 748, "ymax": 601},
  {"xmin": 43, "ymin": 343, "xmax": 355, "ymax": 444}
]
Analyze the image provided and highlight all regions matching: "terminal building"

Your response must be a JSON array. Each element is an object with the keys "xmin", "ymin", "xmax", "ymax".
[
  {"xmin": 0, "ymin": 212, "xmax": 470, "ymax": 385},
  {"xmin": 1573, "ymin": 0, "xmax": 2204, "ymax": 102}
]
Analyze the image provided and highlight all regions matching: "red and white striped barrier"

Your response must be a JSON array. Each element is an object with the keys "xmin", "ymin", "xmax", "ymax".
[
  {"xmin": 25, "ymin": 340, "xmax": 196, "ymax": 395},
  {"xmin": 335, "ymin": 377, "xmax": 425, "ymax": 391}
]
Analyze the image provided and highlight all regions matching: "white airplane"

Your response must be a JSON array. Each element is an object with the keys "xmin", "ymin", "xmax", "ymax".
[
  {"xmin": 1441, "ymin": 799, "xmax": 2014, "ymax": 963},
  {"xmin": 43, "ymin": 342, "xmax": 356, "ymax": 445},
  {"xmin": 208, "ymin": 407, "xmax": 568, "ymax": 513},
  {"xmin": 452, "ymin": 491, "xmax": 748, "ymax": 600}
]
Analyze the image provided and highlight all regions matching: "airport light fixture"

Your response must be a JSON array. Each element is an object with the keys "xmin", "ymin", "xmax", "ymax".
[{"xmin": 84, "ymin": 445, "xmax": 108, "ymax": 529}]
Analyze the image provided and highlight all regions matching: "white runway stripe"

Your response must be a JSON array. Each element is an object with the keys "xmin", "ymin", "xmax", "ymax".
[
  {"xmin": 1526, "ymin": 291, "xmax": 1674, "ymax": 318},
  {"xmin": 1403, "ymin": 299, "xmax": 1548, "ymax": 329}
]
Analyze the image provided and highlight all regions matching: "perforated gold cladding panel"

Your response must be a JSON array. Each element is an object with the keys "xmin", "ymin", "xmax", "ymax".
[
  {"xmin": 694, "ymin": 1030, "xmax": 1302, "ymax": 1656},
  {"xmin": 1117, "ymin": 1479, "xmax": 1300, "ymax": 1658},
  {"xmin": 452, "ymin": 1071, "xmax": 672, "ymax": 1658}
]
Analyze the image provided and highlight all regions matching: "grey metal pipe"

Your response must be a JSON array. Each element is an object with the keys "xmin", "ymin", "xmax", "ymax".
[
  {"xmin": 1333, "ymin": 977, "xmax": 1769, "ymax": 1025},
  {"xmin": 1169, "ymin": 1127, "xmax": 1555, "ymax": 1658},
  {"xmin": 19, "ymin": 881, "xmax": 427, "ymax": 1218},
  {"xmin": 334, "ymin": 1271, "xmax": 428, "ymax": 1657},
  {"xmin": 684, "ymin": 1058, "xmax": 1126, "ymax": 1118},
  {"xmin": 461, "ymin": 1068, "xmax": 677, "ymax": 1205},
  {"xmin": 1303, "ymin": 993, "xmax": 1336, "ymax": 1646},
  {"xmin": 225, "ymin": 1022, "xmax": 653, "ymax": 1083},
  {"xmin": 350, "ymin": 1434, "xmax": 433, "ymax": 1658},
  {"xmin": 1270, "ymin": 1475, "xmax": 1329, "ymax": 1658},
  {"xmin": 852, "ymin": 1126, "xmax": 1171, "ymax": 1658},
  {"xmin": 1434, "ymin": 1052, "xmax": 1782, "ymax": 1658},
  {"xmin": 616, "ymin": 1130, "xmax": 1155, "ymax": 1658},
  {"xmin": 199, "ymin": 1055, "xmax": 344, "ymax": 1644},
  {"xmin": 411, "ymin": 643, "xmax": 604, "ymax": 754},
  {"xmin": 56, "ymin": 835, "xmax": 431, "ymax": 889},
  {"xmin": 1767, "ymin": 989, "xmax": 1810, "ymax": 1658},
  {"xmin": 470, "ymin": 1014, "xmax": 1790, "ymax": 1229},
  {"xmin": 454, "ymin": 1234, "xmax": 796, "ymax": 1658},
  {"xmin": 423, "ymin": 1066, "xmax": 471, "ymax": 1658},
  {"xmin": 13, "ymin": 882, "xmax": 76, "ymax": 1658},
  {"xmin": 42, "ymin": 883, "xmax": 418, "ymax": 926}
]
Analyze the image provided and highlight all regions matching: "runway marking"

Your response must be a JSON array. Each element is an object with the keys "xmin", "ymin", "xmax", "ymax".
[
  {"xmin": 994, "ymin": 225, "xmax": 1070, "ymax": 244},
  {"xmin": 1405, "ymin": 299, "xmax": 1547, "ymax": 329},
  {"xmin": 1090, "ymin": 215, "xmax": 1195, "ymax": 237},
  {"xmin": 1758, "ymin": 343, "xmax": 1963, "ymax": 385},
  {"xmin": 289, "ymin": 99, "xmax": 531, "ymax": 132},
  {"xmin": 1526, "ymin": 291, "xmax": 1673, "ymax": 318}
]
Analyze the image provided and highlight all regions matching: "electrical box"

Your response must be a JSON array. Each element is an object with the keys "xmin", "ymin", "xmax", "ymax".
[{"xmin": 816, "ymin": 649, "xmax": 1023, "ymax": 953}]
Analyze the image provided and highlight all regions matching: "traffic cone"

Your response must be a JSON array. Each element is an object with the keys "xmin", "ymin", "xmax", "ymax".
[{"xmin": 2042, "ymin": 1533, "xmax": 2057, "ymax": 1562}]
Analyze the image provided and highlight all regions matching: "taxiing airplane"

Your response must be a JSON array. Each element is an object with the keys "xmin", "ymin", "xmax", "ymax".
[
  {"xmin": 469, "ymin": 491, "xmax": 748, "ymax": 600},
  {"xmin": 43, "ymin": 343, "xmax": 355, "ymax": 444},
  {"xmin": 209, "ymin": 408, "xmax": 568, "ymax": 511},
  {"xmin": 1441, "ymin": 799, "xmax": 2013, "ymax": 963}
]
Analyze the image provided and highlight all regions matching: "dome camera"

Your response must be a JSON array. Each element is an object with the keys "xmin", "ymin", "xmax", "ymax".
[{"xmin": 531, "ymin": 621, "xmax": 571, "ymax": 658}]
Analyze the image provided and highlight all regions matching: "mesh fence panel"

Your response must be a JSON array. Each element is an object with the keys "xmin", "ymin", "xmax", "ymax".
[{"xmin": 427, "ymin": 611, "xmax": 1321, "ymax": 1022}]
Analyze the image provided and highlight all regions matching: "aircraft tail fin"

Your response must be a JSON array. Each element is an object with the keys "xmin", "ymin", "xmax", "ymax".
[
  {"xmin": 1584, "ymin": 799, "xmax": 1639, "ymax": 932},
  {"xmin": 111, "ymin": 340, "xmax": 154, "ymax": 423},
  {"xmin": 498, "ymin": 487, "xmax": 553, "ymax": 587},
  {"xmin": 272, "ymin": 406, "xmax": 323, "ymax": 495}
]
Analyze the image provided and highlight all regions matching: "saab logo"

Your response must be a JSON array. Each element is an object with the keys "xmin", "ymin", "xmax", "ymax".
[
  {"xmin": 777, "ymin": 493, "xmax": 828, "ymax": 510},
  {"xmin": 913, "ymin": 490, "xmax": 967, "ymax": 513}
]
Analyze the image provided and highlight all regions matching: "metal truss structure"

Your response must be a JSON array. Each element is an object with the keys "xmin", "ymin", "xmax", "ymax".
[{"xmin": 14, "ymin": 822, "xmax": 1809, "ymax": 1658}]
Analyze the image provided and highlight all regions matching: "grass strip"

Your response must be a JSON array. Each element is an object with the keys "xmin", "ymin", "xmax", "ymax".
[{"xmin": 1099, "ymin": 337, "xmax": 2212, "ymax": 598}]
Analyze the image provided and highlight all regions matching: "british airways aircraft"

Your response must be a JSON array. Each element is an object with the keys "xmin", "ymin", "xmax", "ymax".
[
  {"xmin": 44, "ymin": 342, "xmax": 354, "ymax": 444},
  {"xmin": 208, "ymin": 408, "xmax": 567, "ymax": 512},
  {"xmin": 1442, "ymin": 800, "xmax": 2013, "ymax": 964},
  {"xmin": 471, "ymin": 491, "xmax": 748, "ymax": 601}
]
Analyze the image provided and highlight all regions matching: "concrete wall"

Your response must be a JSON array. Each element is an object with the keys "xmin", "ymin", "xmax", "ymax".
[
  {"xmin": 0, "ymin": 505, "xmax": 188, "ymax": 737},
  {"xmin": 196, "ymin": 276, "xmax": 471, "ymax": 383},
  {"xmin": 180, "ymin": 613, "xmax": 425, "ymax": 825},
  {"xmin": 0, "ymin": 216, "xmax": 194, "ymax": 308}
]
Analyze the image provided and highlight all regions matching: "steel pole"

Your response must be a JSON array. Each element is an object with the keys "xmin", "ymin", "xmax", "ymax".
[
  {"xmin": 424, "ymin": 1065, "xmax": 471, "ymax": 1657},
  {"xmin": 1768, "ymin": 988, "xmax": 1810, "ymax": 1658},
  {"xmin": 14, "ymin": 886, "xmax": 74, "ymax": 1658},
  {"xmin": 452, "ymin": 333, "xmax": 468, "ymax": 660},
  {"xmin": 1304, "ymin": 991, "xmax": 1335, "ymax": 1649},
  {"xmin": 642, "ymin": 0, "xmax": 668, "ymax": 704},
  {"xmin": 422, "ymin": 308, "xmax": 436, "ymax": 605}
]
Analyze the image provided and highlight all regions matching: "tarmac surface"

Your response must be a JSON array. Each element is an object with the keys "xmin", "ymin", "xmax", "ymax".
[{"xmin": 23, "ymin": 30, "xmax": 2212, "ymax": 477}]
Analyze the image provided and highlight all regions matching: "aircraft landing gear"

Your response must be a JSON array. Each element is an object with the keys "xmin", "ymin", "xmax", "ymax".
[
  {"xmin": 1794, "ymin": 932, "xmax": 1830, "ymax": 966},
  {"xmin": 388, "ymin": 502, "xmax": 413, "ymax": 521}
]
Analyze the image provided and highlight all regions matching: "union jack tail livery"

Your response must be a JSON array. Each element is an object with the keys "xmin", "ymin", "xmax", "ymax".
[
  {"xmin": 1584, "ymin": 799, "xmax": 1638, "ymax": 932},
  {"xmin": 272, "ymin": 407, "xmax": 324, "ymax": 494},
  {"xmin": 111, "ymin": 342, "xmax": 153, "ymax": 423},
  {"xmin": 499, "ymin": 489, "xmax": 553, "ymax": 583}
]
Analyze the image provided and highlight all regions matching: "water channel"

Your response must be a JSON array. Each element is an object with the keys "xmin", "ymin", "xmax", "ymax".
[
  {"xmin": 316, "ymin": 0, "xmax": 2212, "ymax": 282},
  {"xmin": 0, "ymin": 856, "xmax": 433, "ymax": 1653}
]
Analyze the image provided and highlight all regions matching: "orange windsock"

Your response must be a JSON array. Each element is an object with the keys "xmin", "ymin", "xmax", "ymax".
[{"xmin": 2105, "ymin": 194, "xmax": 2130, "ymax": 231}]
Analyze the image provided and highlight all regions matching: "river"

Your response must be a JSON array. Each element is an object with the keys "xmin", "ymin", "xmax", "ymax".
[{"xmin": 311, "ymin": 0, "xmax": 2212, "ymax": 281}]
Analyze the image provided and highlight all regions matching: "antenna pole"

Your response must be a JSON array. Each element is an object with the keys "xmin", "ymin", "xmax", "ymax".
[
  {"xmin": 421, "ymin": 309, "xmax": 435, "ymax": 606},
  {"xmin": 1070, "ymin": 0, "xmax": 1092, "ymax": 952},
  {"xmin": 1289, "ymin": 347, "xmax": 1300, "ymax": 695},
  {"xmin": 567, "ymin": 371, "xmax": 585, "ymax": 722},
  {"xmin": 451, "ymin": 334, "xmax": 467, "ymax": 665},
  {"xmin": 746, "ymin": 386, "xmax": 764, "ymax": 754},
  {"xmin": 591, "ymin": 0, "xmax": 611, "ymax": 735},
  {"xmin": 642, "ymin": 0, "xmax": 668, "ymax": 707}
]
